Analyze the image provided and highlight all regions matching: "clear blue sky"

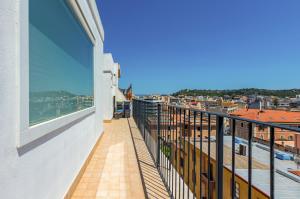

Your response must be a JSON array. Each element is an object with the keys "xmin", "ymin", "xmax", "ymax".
[{"xmin": 97, "ymin": 0, "xmax": 300, "ymax": 95}]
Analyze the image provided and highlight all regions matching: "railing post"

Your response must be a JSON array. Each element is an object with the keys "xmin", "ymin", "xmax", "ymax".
[
  {"xmin": 216, "ymin": 116, "xmax": 224, "ymax": 199},
  {"xmin": 248, "ymin": 123, "xmax": 253, "ymax": 199},
  {"xmin": 231, "ymin": 119, "xmax": 236, "ymax": 199},
  {"xmin": 143, "ymin": 102, "xmax": 146, "ymax": 139},
  {"xmin": 157, "ymin": 103, "xmax": 161, "ymax": 167},
  {"xmin": 270, "ymin": 127, "xmax": 275, "ymax": 199}
]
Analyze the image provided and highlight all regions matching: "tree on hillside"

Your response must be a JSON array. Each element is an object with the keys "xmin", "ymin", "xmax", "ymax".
[{"xmin": 273, "ymin": 98, "xmax": 279, "ymax": 107}]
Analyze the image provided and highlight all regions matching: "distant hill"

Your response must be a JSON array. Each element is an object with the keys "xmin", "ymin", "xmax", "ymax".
[
  {"xmin": 172, "ymin": 88, "xmax": 300, "ymax": 98},
  {"xmin": 30, "ymin": 90, "xmax": 77, "ymax": 98}
]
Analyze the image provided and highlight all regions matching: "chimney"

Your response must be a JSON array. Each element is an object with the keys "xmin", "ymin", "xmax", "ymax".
[{"xmin": 260, "ymin": 101, "xmax": 262, "ymax": 111}]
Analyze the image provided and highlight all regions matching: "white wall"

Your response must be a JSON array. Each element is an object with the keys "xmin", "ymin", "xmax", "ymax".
[
  {"xmin": 102, "ymin": 53, "xmax": 117, "ymax": 120},
  {"xmin": 0, "ymin": 0, "xmax": 106, "ymax": 198},
  {"xmin": 112, "ymin": 63, "xmax": 119, "ymax": 99}
]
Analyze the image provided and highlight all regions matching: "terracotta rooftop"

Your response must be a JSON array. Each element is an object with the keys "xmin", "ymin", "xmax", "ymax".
[
  {"xmin": 231, "ymin": 109, "xmax": 300, "ymax": 123},
  {"xmin": 288, "ymin": 170, "xmax": 300, "ymax": 177}
]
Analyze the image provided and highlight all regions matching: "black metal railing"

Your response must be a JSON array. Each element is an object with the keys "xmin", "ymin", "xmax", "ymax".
[{"xmin": 132, "ymin": 99, "xmax": 300, "ymax": 199}]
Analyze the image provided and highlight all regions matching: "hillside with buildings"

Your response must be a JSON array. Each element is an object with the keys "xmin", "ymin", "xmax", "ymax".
[{"xmin": 173, "ymin": 88, "xmax": 300, "ymax": 98}]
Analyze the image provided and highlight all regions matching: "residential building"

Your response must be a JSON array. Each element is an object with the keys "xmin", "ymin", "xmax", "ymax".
[
  {"xmin": 172, "ymin": 138, "xmax": 270, "ymax": 199},
  {"xmin": 169, "ymin": 96, "xmax": 181, "ymax": 105},
  {"xmin": 171, "ymin": 136, "xmax": 300, "ymax": 199},
  {"xmin": 222, "ymin": 101, "xmax": 239, "ymax": 113},
  {"xmin": 231, "ymin": 109, "xmax": 300, "ymax": 153},
  {"xmin": 0, "ymin": 1, "xmax": 121, "ymax": 198}
]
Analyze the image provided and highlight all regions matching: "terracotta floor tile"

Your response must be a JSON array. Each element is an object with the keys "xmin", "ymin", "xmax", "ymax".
[{"xmin": 70, "ymin": 119, "xmax": 147, "ymax": 199}]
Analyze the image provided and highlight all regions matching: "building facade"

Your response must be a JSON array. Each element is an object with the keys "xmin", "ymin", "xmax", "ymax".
[
  {"xmin": 102, "ymin": 53, "xmax": 120, "ymax": 121},
  {"xmin": 0, "ymin": 1, "xmax": 117, "ymax": 198},
  {"xmin": 171, "ymin": 139, "xmax": 269, "ymax": 199},
  {"xmin": 230, "ymin": 109, "xmax": 300, "ymax": 153}
]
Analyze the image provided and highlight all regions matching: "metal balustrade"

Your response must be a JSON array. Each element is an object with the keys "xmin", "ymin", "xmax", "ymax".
[{"xmin": 132, "ymin": 99, "xmax": 300, "ymax": 199}]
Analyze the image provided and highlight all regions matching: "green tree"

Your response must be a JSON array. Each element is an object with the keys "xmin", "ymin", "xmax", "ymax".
[{"xmin": 273, "ymin": 98, "xmax": 279, "ymax": 107}]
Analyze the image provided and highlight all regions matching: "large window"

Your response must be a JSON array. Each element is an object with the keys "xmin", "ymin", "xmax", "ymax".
[{"xmin": 29, "ymin": 0, "xmax": 94, "ymax": 126}]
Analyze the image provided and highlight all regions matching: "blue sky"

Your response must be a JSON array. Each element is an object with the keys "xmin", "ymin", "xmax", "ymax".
[{"xmin": 97, "ymin": 0, "xmax": 300, "ymax": 94}]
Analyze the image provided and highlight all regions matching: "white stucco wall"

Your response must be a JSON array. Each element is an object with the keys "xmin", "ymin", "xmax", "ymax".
[
  {"xmin": 0, "ymin": 0, "xmax": 106, "ymax": 199},
  {"xmin": 112, "ymin": 63, "xmax": 119, "ymax": 98},
  {"xmin": 102, "ymin": 53, "xmax": 118, "ymax": 120}
]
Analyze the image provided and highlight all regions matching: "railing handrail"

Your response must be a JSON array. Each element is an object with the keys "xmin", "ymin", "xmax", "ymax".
[
  {"xmin": 133, "ymin": 99, "xmax": 300, "ymax": 133},
  {"xmin": 133, "ymin": 99, "xmax": 300, "ymax": 199}
]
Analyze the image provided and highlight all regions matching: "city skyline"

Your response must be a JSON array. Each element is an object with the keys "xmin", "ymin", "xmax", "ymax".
[{"xmin": 98, "ymin": 0, "xmax": 300, "ymax": 94}]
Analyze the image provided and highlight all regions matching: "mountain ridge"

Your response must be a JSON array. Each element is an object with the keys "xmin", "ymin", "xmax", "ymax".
[{"xmin": 172, "ymin": 88, "xmax": 300, "ymax": 98}]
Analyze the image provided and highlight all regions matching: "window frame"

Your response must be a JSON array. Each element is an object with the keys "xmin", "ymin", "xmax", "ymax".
[{"xmin": 18, "ymin": 0, "xmax": 96, "ymax": 148}]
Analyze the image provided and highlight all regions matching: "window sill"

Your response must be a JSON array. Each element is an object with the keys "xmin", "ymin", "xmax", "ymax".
[{"xmin": 18, "ymin": 106, "xmax": 96, "ymax": 150}]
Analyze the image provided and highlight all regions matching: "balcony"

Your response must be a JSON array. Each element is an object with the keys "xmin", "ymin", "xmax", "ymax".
[
  {"xmin": 67, "ymin": 118, "xmax": 170, "ymax": 199},
  {"xmin": 65, "ymin": 99, "xmax": 300, "ymax": 199}
]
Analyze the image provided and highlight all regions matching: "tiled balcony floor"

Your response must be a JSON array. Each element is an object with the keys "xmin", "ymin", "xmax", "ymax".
[
  {"xmin": 71, "ymin": 118, "xmax": 145, "ymax": 199},
  {"xmin": 70, "ymin": 118, "xmax": 169, "ymax": 199}
]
